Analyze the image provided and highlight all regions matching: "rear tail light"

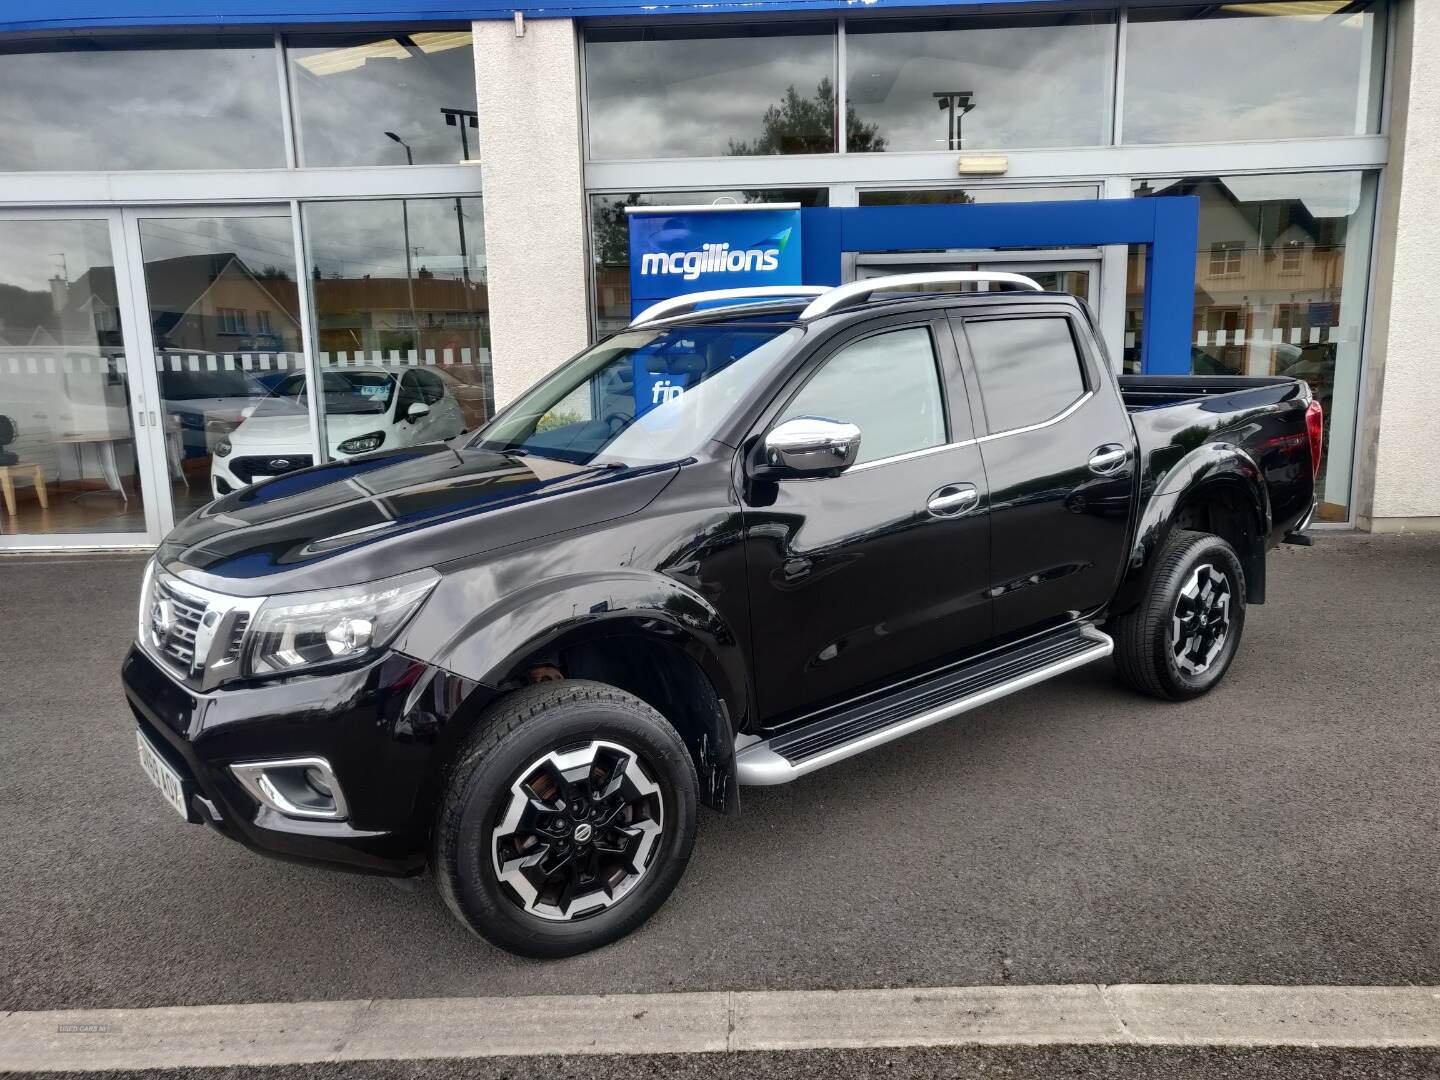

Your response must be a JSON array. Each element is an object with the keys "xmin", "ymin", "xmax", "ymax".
[{"xmin": 1305, "ymin": 399, "xmax": 1324, "ymax": 479}]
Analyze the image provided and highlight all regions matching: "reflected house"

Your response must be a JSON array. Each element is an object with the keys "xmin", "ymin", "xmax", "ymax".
[{"xmin": 1127, "ymin": 177, "xmax": 1358, "ymax": 395}]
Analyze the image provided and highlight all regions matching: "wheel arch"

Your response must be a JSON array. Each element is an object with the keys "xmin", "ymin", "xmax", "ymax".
[
  {"xmin": 431, "ymin": 571, "xmax": 750, "ymax": 815},
  {"xmin": 1116, "ymin": 444, "xmax": 1270, "ymax": 615}
]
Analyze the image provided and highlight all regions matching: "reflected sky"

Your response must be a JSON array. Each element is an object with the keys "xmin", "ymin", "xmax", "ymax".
[
  {"xmin": 846, "ymin": 15, "xmax": 1114, "ymax": 152},
  {"xmin": 585, "ymin": 26, "xmax": 835, "ymax": 159},
  {"xmin": 304, "ymin": 198, "xmax": 486, "ymax": 280},
  {"xmin": 0, "ymin": 36, "xmax": 284, "ymax": 172},
  {"xmin": 288, "ymin": 31, "xmax": 479, "ymax": 167},
  {"xmin": 1123, "ymin": 6, "xmax": 1380, "ymax": 143}
]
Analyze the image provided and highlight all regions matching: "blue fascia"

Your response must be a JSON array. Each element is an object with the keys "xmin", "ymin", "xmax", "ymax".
[{"xmin": 2, "ymin": 0, "xmax": 1107, "ymax": 31}]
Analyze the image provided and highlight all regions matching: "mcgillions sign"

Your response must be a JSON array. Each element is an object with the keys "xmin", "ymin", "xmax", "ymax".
[{"xmin": 626, "ymin": 205, "xmax": 803, "ymax": 318}]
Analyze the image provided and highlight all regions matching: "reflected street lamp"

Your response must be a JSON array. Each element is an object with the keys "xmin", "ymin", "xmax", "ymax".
[
  {"xmin": 384, "ymin": 131, "xmax": 418, "ymax": 337},
  {"xmin": 440, "ymin": 107, "xmax": 479, "ymax": 286},
  {"xmin": 932, "ymin": 91, "xmax": 976, "ymax": 151}
]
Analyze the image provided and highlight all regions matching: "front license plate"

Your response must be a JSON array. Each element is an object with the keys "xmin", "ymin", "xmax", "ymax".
[{"xmin": 136, "ymin": 729, "xmax": 191, "ymax": 821}]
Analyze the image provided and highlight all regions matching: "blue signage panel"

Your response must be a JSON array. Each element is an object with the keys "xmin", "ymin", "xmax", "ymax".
[
  {"xmin": 1, "ymin": 0, "xmax": 1103, "ymax": 31},
  {"xmin": 627, "ymin": 208, "xmax": 802, "ymax": 319}
]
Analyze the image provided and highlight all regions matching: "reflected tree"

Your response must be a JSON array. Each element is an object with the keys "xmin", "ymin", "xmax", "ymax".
[{"xmin": 727, "ymin": 78, "xmax": 885, "ymax": 155}]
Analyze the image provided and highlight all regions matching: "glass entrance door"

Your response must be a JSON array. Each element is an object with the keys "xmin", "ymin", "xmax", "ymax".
[
  {"xmin": 855, "ymin": 253, "xmax": 1100, "ymax": 307},
  {"xmin": 0, "ymin": 211, "xmax": 168, "ymax": 546},
  {"xmin": 124, "ymin": 207, "xmax": 306, "ymax": 523}
]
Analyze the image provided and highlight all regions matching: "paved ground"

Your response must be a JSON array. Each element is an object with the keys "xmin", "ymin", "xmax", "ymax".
[
  {"xmin": 38, "ymin": 1048, "xmax": 1440, "ymax": 1080},
  {"xmin": 1, "ymin": 534, "xmax": 1438, "ymax": 1015}
]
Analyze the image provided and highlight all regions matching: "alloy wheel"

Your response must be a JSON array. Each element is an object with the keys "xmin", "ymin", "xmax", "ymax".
[
  {"xmin": 1171, "ymin": 562, "xmax": 1232, "ymax": 676},
  {"xmin": 491, "ymin": 740, "xmax": 663, "ymax": 922}
]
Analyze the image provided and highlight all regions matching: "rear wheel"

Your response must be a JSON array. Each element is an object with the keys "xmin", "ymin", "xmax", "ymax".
[
  {"xmin": 1112, "ymin": 529, "xmax": 1247, "ymax": 701},
  {"xmin": 434, "ymin": 680, "xmax": 698, "ymax": 958}
]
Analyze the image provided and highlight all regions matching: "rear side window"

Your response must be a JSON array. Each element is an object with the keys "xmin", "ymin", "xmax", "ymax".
[
  {"xmin": 781, "ymin": 326, "xmax": 946, "ymax": 465},
  {"xmin": 964, "ymin": 317, "xmax": 1086, "ymax": 433}
]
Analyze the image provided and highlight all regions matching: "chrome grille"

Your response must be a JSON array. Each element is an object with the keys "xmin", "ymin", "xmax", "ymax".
[
  {"xmin": 154, "ymin": 578, "xmax": 207, "ymax": 672},
  {"xmin": 144, "ymin": 570, "xmax": 261, "ymax": 689}
]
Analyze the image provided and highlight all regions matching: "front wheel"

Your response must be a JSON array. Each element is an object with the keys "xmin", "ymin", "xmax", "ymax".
[
  {"xmin": 1112, "ymin": 529, "xmax": 1247, "ymax": 701},
  {"xmin": 434, "ymin": 680, "xmax": 698, "ymax": 958}
]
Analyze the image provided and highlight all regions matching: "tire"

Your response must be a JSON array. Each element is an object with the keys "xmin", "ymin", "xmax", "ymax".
[
  {"xmin": 434, "ymin": 679, "xmax": 698, "ymax": 958},
  {"xmin": 1112, "ymin": 529, "xmax": 1247, "ymax": 701}
]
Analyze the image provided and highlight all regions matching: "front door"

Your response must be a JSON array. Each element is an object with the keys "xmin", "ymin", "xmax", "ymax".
[
  {"xmin": 123, "ymin": 206, "xmax": 307, "ymax": 519},
  {"xmin": 856, "ymin": 253, "xmax": 1100, "ymax": 308},
  {"xmin": 742, "ymin": 315, "xmax": 993, "ymax": 726}
]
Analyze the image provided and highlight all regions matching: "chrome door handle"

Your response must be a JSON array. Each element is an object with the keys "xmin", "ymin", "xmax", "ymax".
[
  {"xmin": 1088, "ymin": 445, "xmax": 1129, "ymax": 475},
  {"xmin": 927, "ymin": 483, "xmax": 980, "ymax": 516}
]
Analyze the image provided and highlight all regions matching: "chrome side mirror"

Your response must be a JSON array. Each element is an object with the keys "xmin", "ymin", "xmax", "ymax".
[{"xmin": 761, "ymin": 416, "xmax": 861, "ymax": 477}]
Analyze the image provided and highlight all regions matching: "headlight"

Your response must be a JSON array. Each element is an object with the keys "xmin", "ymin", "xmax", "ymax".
[
  {"xmin": 244, "ymin": 569, "xmax": 438, "ymax": 677},
  {"xmin": 337, "ymin": 431, "xmax": 386, "ymax": 455},
  {"xmin": 137, "ymin": 559, "xmax": 156, "ymax": 644},
  {"xmin": 214, "ymin": 438, "xmax": 232, "ymax": 457}
]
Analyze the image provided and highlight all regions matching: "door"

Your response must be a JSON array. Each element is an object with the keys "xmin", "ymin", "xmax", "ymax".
[
  {"xmin": 0, "ymin": 210, "xmax": 168, "ymax": 547},
  {"xmin": 742, "ymin": 317, "xmax": 992, "ymax": 725},
  {"xmin": 950, "ymin": 307, "xmax": 1137, "ymax": 640},
  {"xmin": 856, "ymin": 252, "xmax": 1100, "ymax": 308},
  {"xmin": 123, "ymin": 206, "xmax": 306, "ymax": 517}
]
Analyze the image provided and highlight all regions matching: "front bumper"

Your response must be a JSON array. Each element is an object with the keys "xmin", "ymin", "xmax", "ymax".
[{"xmin": 121, "ymin": 645, "xmax": 493, "ymax": 876}]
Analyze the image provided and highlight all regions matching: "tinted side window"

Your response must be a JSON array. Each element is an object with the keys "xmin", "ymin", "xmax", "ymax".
[
  {"xmin": 416, "ymin": 370, "xmax": 446, "ymax": 404},
  {"xmin": 964, "ymin": 317, "xmax": 1086, "ymax": 432},
  {"xmin": 782, "ymin": 326, "xmax": 946, "ymax": 465}
]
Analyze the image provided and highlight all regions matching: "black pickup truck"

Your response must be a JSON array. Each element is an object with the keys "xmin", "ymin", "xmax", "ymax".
[{"xmin": 122, "ymin": 274, "xmax": 1322, "ymax": 957}]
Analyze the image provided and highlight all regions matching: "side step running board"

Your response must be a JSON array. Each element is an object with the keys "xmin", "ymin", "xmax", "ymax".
[{"xmin": 735, "ymin": 624, "xmax": 1113, "ymax": 786}]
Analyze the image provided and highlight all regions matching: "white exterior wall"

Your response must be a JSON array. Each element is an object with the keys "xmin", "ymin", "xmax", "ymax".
[
  {"xmin": 1360, "ymin": 0, "xmax": 1440, "ymax": 530},
  {"xmin": 472, "ymin": 18, "xmax": 591, "ymax": 409}
]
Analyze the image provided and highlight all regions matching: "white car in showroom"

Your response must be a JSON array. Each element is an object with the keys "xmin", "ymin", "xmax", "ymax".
[{"xmin": 210, "ymin": 366, "xmax": 466, "ymax": 498}]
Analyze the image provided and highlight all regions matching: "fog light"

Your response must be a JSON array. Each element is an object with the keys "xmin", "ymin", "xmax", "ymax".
[{"xmin": 230, "ymin": 757, "xmax": 349, "ymax": 821}]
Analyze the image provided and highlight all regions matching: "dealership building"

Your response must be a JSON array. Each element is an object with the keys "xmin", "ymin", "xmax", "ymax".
[{"xmin": 0, "ymin": 0, "xmax": 1436, "ymax": 550}]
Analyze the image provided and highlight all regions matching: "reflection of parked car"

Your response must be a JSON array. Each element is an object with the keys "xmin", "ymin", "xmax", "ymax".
[
  {"xmin": 157, "ymin": 365, "xmax": 273, "ymax": 459},
  {"xmin": 209, "ymin": 366, "xmax": 465, "ymax": 497}
]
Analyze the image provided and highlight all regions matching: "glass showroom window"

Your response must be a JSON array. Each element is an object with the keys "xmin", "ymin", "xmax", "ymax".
[
  {"xmin": 1125, "ymin": 172, "xmax": 1378, "ymax": 523},
  {"xmin": 0, "ymin": 35, "xmax": 286, "ymax": 171},
  {"xmin": 845, "ymin": 13, "xmax": 1115, "ymax": 152},
  {"xmin": 584, "ymin": 24, "xmax": 837, "ymax": 160},
  {"xmin": 588, "ymin": 190, "xmax": 829, "ymax": 337},
  {"xmin": 287, "ymin": 30, "xmax": 479, "ymax": 167},
  {"xmin": 1123, "ymin": 3, "xmax": 1384, "ymax": 144},
  {"xmin": 0, "ymin": 218, "xmax": 146, "ymax": 537},
  {"xmin": 302, "ymin": 198, "xmax": 492, "ymax": 464}
]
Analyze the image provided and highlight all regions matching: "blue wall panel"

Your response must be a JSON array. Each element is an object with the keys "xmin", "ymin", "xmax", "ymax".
[{"xmin": 0, "ymin": 0, "xmax": 1105, "ymax": 31}]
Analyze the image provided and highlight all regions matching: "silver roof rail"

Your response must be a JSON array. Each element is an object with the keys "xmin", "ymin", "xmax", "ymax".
[
  {"xmin": 630, "ymin": 286, "xmax": 829, "ymax": 326},
  {"xmin": 798, "ymin": 271, "xmax": 1045, "ymax": 321}
]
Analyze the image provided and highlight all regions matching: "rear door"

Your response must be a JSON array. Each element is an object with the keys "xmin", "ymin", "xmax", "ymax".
[
  {"xmin": 950, "ymin": 306, "xmax": 1137, "ymax": 639},
  {"xmin": 742, "ymin": 314, "xmax": 993, "ymax": 724}
]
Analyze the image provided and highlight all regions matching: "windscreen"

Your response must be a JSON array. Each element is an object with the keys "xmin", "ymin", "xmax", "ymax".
[
  {"xmin": 472, "ymin": 324, "xmax": 803, "ymax": 465},
  {"xmin": 255, "ymin": 371, "xmax": 396, "ymax": 417}
]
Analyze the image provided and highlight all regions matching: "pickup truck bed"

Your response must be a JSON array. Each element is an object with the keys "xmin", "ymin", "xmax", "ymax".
[{"xmin": 1118, "ymin": 373, "xmax": 1302, "ymax": 411}]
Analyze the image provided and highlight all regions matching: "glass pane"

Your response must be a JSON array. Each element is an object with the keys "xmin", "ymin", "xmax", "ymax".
[
  {"xmin": 859, "ymin": 185, "xmax": 1099, "ymax": 206},
  {"xmin": 782, "ymin": 327, "xmax": 946, "ymax": 464},
  {"xmin": 304, "ymin": 198, "xmax": 492, "ymax": 464},
  {"xmin": 1125, "ymin": 172, "xmax": 1378, "ymax": 522},
  {"xmin": 136, "ymin": 215, "xmax": 302, "ymax": 516},
  {"xmin": 964, "ymin": 317, "xmax": 1085, "ymax": 432},
  {"xmin": 288, "ymin": 30, "xmax": 479, "ymax": 167},
  {"xmin": 0, "ymin": 36, "xmax": 285, "ymax": 172},
  {"xmin": 845, "ymin": 13, "xmax": 1115, "ymax": 152},
  {"xmin": 1123, "ymin": 3, "xmax": 1383, "ymax": 144},
  {"xmin": 584, "ymin": 24, "xmax": 836, "ymax": 159},
  {"xmin": 589, "ymin": 189, "xmax": 829, "ymax": 338},
  {"xmin": 0, "ymin": 218, "xmax": 145, "ymax": 535}
]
